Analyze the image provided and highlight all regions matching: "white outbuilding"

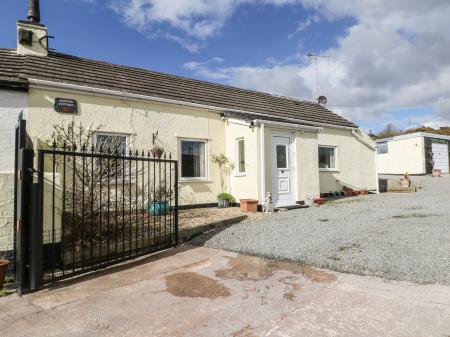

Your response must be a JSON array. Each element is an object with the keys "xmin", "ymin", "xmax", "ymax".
[{"xmin": 376, "ymin": 132, "xmax": 450, "ymax": 175}]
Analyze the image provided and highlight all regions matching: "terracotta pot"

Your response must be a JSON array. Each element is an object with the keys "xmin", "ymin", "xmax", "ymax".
[
  {"xmin": 360, "ymin": 190, "xmax": 369, "ymax": 195},
  {"xmin": 240, "ymin": 199, "xmax": 258, "ymax": 213},
  {"xmin": 0, "ymin": 259, "xmax": 10, "ymax": 289},
  {"xmin": 313, "ymin": 197, "xmax": 326, "ymax": 206},
  {"xmin": 432, "ymin": 169, "xmax": 442, "ymax": 177},
  {"xmin": 344, "ymin": 189, "xmax": 354, "ymax": 197}
]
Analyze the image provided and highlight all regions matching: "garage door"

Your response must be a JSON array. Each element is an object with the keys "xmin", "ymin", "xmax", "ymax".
[{"xmin": 432, "ymin": 142, "xmax": 449, "ymax": 173}]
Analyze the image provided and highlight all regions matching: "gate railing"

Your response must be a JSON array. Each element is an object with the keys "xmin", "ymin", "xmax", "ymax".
[{"xmin": 34, "ymin": 144, "xmax": 179, "ymax": 286}]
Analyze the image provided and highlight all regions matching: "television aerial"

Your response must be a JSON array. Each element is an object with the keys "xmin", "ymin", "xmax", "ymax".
[{"xmin": 307, "ymin": 53, "xmax": 330, "ymax": 103}]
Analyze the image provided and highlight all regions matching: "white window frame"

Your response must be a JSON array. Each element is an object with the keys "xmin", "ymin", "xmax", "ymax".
[
  {"xmin": 318, "ymin": 145, "xmax": 339, "ymax": 172},
  {"xmin": 92, "ymin": 132, "xmax": 132, "ymax": 181},
  {"xmin": 235, "ymin": 137, "xmax": 246, "ymax": 176},
  {"xmin": 178, "ymin": 138, "xmax": 209, "ymax": 182},
  {"xmin": 93, "ymin": 132, "xmax": 130, "ymax": 154},
  {"xmin": 377, "ymin": 142, "xmax": 389, "ymax": 154}
]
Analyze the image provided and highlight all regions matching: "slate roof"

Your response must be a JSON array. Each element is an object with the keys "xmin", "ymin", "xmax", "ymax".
[{"xmin": 0, "ymin": 48, "xmax": 357, "ymax": 128}]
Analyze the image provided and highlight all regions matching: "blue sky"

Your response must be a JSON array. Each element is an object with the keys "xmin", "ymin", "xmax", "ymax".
[{"xmin": 1, "ymin": 0, "xmax": 449, "ymax": 133}]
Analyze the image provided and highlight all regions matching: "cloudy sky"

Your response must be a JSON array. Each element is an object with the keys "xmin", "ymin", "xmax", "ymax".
[{"xmin": 1, "ymin": 0, "xmax": 450, "ymax": 132}]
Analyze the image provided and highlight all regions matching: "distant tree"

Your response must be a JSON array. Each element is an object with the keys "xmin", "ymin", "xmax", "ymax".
[{"xmin": 376, "ymin": 123, "xmax": 401, "ymax": 138}]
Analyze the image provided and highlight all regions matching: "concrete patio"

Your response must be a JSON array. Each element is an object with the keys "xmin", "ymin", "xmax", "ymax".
[{"xmin": 1, "ymin": 246, "xmax": 449, "ymax": 337}]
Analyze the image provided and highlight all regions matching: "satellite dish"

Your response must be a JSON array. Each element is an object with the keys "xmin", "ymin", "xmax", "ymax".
[{"xmin": 317, "ymin": 95, "xmax": 327, "ymax": 106}]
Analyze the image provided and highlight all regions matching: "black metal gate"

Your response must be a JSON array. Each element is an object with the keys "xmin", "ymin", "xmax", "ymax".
[
  {"xmin": 14, "ymin": 113, "xmax": 34, "ymax": 294},
  {"xmin": 14, "ymin": 117, "xmax": 179, "ymax": 291}
]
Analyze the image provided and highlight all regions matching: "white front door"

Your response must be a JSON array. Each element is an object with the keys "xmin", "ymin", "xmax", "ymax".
[
  {"xmin": 432, "ymin": 142, "xmax": 449, "ymax": 173},
  {"xmin": 271, "ymin": 135, "xmax": 295, "ymax": 207}
]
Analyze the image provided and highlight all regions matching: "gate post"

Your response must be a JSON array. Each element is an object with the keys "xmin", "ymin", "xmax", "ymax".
[
  {"xmin": 174, "ymin": 164, "xmax": 179, "ymax": 246},
  {"xmin": 15, "ymin": 148, "xmax": 34, "ymax": 295},
  {"xmin": 29, "ymin": 152, "xmax": 43, "ymax": 290}
]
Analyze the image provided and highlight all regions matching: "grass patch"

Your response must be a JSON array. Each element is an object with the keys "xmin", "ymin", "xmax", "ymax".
[
  {"xmin": 337, "ymin": 242, "xmax": 361, "ymax": 252},
  {"xmin": 0, "ymin": 288, "xmax": 13, "ymax": 297},
  {"xmin": 392, "ymin": 213, "xmax": 436, "ymax": 219}
]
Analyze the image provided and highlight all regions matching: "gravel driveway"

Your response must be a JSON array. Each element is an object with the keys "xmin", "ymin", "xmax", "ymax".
[{"xmin": 193, "ymin": 176, "xmax": 450, "ymax": 285}]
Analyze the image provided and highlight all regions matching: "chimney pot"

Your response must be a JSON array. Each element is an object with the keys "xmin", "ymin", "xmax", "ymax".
[{"xmin": 27, "ymin": 0, "xmax": 41, "ymax": 24}]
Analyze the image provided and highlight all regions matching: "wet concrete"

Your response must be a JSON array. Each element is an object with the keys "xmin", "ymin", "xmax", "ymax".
[
  {"xmin": 1, "ymin": 246, "xmax": 450, "ymax": 337},
  {"xmin": 215, "ymin": 255, "xmax": 336, "ymax": 284},
  {"xmin": 166, "ymin": 272, "xmax": 230, "ymax": 299}
]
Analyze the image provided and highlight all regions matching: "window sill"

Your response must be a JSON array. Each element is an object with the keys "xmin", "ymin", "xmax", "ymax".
[
  {"xmin": 234, "ymin": 173, "xmax": 246, "ymax": 177},
  {"xmin": 319, "ymin": 168, "xmax": 339, "ymax": 172},
  {"xmin": 179, "ymin": 178, "xmax": 211, "ymax": 183}
]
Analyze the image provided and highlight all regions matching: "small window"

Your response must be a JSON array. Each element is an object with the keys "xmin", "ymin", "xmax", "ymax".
[
  {"xmin": 95, "ymin": 133, "xmax": 128, "ymax": 153},
  {"xmin": 276, "ymin": 144, "xmax": 288, "ymax": 169},
  {"xmin": 180, "ymin": 140, "xmax": 207, "ymax": 179},
  {"xmin": 94, "ymin": 133, "xmax": 130, "ymax": 178},
  {"xmin": 319, "ymin": 146, "xmax": 337, "ymax": 169},
  {"xmin": 236, "ymin": 138, "xmax": 245, "ymax": 174},
  {"xmin": 377, "ymin": 142, "xmax": 388, "ymax": 154}
]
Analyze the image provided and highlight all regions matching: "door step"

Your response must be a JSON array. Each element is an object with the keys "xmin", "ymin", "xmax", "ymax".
[{"xmin": 275, "ymin": 204, "xmax": 309, "ymax": 211}]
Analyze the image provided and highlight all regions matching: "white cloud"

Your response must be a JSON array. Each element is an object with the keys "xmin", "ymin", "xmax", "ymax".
[
  {"xmin": 105, "ymin": 0, "xmax": 450, "ymax": 129},
  {"xmin": 181, "ymin": 0, "xmax": 450, "ymax": 129},
  {"xmin": 109, "ymin": 0, "xmax": 311, "ymax": 50},
  {"xmin": 288, "ymin": 14, "xmax": 321, "ymax": 39}
]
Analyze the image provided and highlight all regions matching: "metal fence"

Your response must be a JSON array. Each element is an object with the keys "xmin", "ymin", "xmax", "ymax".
[
  {"xmin": 13, "ymin": 116, "xmax": 179, "ymax": 292},
  {"xmin": 37, "ymin": 144, "xmax": 179, "ymax": 284}
]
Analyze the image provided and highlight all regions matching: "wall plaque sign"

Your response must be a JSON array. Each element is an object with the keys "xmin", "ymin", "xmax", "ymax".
[{"xmin": 54, "ymin": 98, "xmax": 78, "ymax": 114}]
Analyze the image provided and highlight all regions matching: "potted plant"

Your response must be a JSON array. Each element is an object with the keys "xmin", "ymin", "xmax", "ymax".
[
  {"xmin": 151, "ymin": 145, "xmax": 165, "ymax": 159},
  {"xmin": 343, "ymin": 186, "xmax": 354, "ymax": 197},
  {"xmin": 217, "ymin": 193, "xmax": 235, "ymax": 208},
  {"xmin": 0, "ymin": 253, "xmax": 11, "ymax": 290},
  {"xmin": 148, "ymin": 181, "xmax": 173, "ymax": 215}
]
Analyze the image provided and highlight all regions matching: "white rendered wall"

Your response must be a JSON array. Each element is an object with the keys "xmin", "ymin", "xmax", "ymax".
[
  {"xmin": 377, "ymin": 136, "xmax": 425, "ymax": 175},
  {"xmin": 0, "ymin": 89, "xmax": 28, "ymax": 252}
]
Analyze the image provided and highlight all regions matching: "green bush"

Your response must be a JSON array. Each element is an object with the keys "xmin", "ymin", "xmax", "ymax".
[{"xmin": 217, "ymin": 193, "xmax": 236, "ymax": 203}]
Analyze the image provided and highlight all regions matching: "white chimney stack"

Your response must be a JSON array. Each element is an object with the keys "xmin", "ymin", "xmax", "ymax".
[{"xmin": 17, "ymin": 0, "xmax": 49, "ymax": 57}]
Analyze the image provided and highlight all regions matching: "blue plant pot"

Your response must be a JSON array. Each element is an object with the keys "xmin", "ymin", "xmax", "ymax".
[{"xmin": 148, "ymin": 201, "xmax": 170, "ymax": 215}]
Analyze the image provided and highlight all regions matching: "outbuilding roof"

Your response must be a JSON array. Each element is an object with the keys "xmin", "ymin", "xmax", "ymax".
[
  {"xmin": 0, "ymin": 48, "xmax": 357, "ymax": 128},
  {"xmin": 376, "ymin": 132, "xmax": 450, "ymax": 143}
]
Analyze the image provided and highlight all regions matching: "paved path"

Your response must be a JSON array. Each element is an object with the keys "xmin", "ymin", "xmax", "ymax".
[{"xmin": 1, "ymin": 246, "xmax": 450, "ymax": 337}]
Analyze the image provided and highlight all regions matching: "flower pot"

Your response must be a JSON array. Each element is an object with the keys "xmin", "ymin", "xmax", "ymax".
[
  {"xmin": 0, "ymin": 259, "xmax": 11, "ymax": 289},
  {"xmin": 148, "ymin": 201, "xmax": 170, "ymax": 215},
  {"xmin": 361, "ymin": 189, "xmax": 369, "ymax": 195},
  {"xmin": 313, "ymin": 197, "xmax": 326, "ymax": 206},
  {"xmin": 240, "ymin": 199, "xmax": 258, "ymax": 213},
  {"xmin": 432, "ymin": 169, "xmax": 442, "ymax": 177},
  {"xmin": 151, "ymin": 147, "xmax": 165, "ymax": 159},
  {"xmin": 344, "ymin": 189, "xmax": 354, "ymax": 197},
  {"xmin": 218, "ymin": 199, "xmax": 230, "ymax": 208}
]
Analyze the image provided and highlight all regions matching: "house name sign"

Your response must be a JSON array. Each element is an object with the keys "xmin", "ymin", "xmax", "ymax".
[{"xmin": 54, "ymin": 98, "xmax": 78, "ymax": 114}]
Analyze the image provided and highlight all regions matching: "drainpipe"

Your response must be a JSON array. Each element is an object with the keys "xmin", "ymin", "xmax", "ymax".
[
  {"xmin": 260, "ymin": 122, "xmax": 266, "ymax": 203},
  {"xmin": 374, "ymin": 145, "xmax": 380, "ymax": 194}
]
